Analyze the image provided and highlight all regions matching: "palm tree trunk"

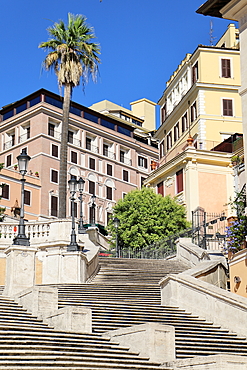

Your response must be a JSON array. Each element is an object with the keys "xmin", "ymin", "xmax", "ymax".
[{"xmin": 58, "ymin": 83, "xmax": 72, "ymax": 218}]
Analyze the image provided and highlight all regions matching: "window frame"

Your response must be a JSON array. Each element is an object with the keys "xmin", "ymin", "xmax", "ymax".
[
  {"xmin": 123, "ymin": 170, "xmax": 129, "ymax": 182},
  {"xmin": 89, "ymin": 157, "xmax": 96, "ymax": 170},
  {"xmin": 51, "ymin": 144, "xmax": 59, "ymax": 158},
  {"xmin": 221, "ymin": 58, "xmax": 232, "ymax": 78},
  {"xmin": 24, "ymin": 189, "xmax": 31, "ymax": 206},
  {"xmin": 1, "ymin": 183, "xmax": 9, "ymax": 200},
  {"xmin": 71, "ymin": 150, "xmax": 78, "ymax": 164},
  {"xmin": 51, "ymin": 169, "xmax": 59, "ymax": 184},
  {"xmin": 51, "ymin": 195, "xmax": 58, "ymax": 217},
  {"xmin": 222, "ymin": 99, "xmax": 233, "ymax": 116}
]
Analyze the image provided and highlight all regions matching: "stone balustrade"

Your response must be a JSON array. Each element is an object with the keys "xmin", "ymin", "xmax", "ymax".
[{"xmin": 0, "ymin": 219, "xmax": 73, "ymax": 247}]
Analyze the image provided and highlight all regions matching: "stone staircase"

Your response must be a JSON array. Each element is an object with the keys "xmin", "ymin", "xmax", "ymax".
[
  {"xmin": 56, "ymin": 257, "xmax": 247, "ymax": 359},
  {"xmin": 0, "ymin": 294, "xmax": 169, "ymax": 369}
]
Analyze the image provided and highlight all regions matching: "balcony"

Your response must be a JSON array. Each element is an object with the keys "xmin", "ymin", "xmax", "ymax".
[
  {"xmin": 120, "ymin": 157, "xmax": 132, "ymax": 166},
  {"xmin": 86, "ymin": 144, "xmax": 99, "ymax": 154},
  {"xmin": 103, "ymin": 150, "xmax": 115, "ymax": 160},
  {"xmin": 18, "ymin": 132, "xmax": 30, "ymax": 143},
  {"xmin": 3, "ymin": 140, "xmax": 14, "ymax": 151}
]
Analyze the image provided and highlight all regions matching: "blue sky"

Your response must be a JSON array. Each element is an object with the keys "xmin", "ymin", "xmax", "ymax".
[{"xmin": 0, "ymin": 0, "xmax": 235, "ymax": 126}]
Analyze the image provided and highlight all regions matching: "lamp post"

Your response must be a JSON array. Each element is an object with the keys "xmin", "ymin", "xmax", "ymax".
[
  {"xmin": 78, "ymin": 177, "xmax": 86, "ymax": 234},
  {"xmin": 113, "ymin": 216, "xmax": 120, "ymax": 258},
  {"xmin": 91, "ymin": 194, "xmax": 96, "ymax": 227},
  {"xmin": 67, "ymin": 175, "xmax": 79, "ymax": 251},
  {"xmin": 13, "ymin": 149, "xmax": 31, "ymax": 246}
]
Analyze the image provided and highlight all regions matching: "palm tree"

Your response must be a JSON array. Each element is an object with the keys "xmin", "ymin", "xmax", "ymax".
[{"xmin": 39, "ymin": 13, "xmax": 100, "ymax": 218}]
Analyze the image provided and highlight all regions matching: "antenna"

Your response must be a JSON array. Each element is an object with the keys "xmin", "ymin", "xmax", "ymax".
[{"xmin": 209, "ymin": 20, "xmax": 216, "ymax": 46}]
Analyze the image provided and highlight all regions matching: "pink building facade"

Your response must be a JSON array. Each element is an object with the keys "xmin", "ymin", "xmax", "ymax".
[{"xmin": 0, "ymin": 89, "xmax": 158, "ymax": 226}]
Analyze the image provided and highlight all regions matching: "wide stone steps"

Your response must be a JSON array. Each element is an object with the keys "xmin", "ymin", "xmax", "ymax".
[
  {"xmin": 54, "ymin": 257, "xmax": 247, "ymax": 360},
  {"xmin": 91, "ymin": 257, "xmax": 189, "ymax": 285},
  {"xmin": 0, "ymin": 294, "xmax": 169, "ymax": 369}
]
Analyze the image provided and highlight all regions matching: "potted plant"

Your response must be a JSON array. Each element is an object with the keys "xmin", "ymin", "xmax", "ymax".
[
  {"xmin": 35, "ymin": 171, "xmax": 39, "ymax": 177},
  {"xmin": 14, "ymin": 165, "xmax": 18, "ymax": 171},
  {"xmin": 231, "ymin": 155, "xmax": 241, "ymax": 166}
]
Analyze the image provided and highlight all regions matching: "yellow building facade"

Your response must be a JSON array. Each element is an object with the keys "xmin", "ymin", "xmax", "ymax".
[{"xmin": 145, "ymin": 24, "xmax": 242, "ymax": 221}]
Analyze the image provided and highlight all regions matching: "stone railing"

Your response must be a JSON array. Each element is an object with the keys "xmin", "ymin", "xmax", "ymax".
[{"xmin": 160, "ymin": 272, "xmax": 247, "ymax": 338}]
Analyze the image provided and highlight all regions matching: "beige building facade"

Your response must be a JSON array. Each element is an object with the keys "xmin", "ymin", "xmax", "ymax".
[
  {"xmin": 144, "ymin": 24, "xmax": 242, "ymax": 220},
  {"xmin": 0, "ymin": 89, "xmax": 158, "ymax": 226}
]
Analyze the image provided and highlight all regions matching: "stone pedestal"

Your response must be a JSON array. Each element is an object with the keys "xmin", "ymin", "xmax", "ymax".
[
  {"xmin": 45, "ymin": 306, "xmax": 92, "ymax": 333},
  {"xmin": 105, "ymin": 323, "xmax": 175, "ymax": 363},
  {"xmin": 3, "ymin": 245, "xmax": 37, "ymax": 297},
  {"xmin": 42, "ymin": 246, "xmax": 87, "ymax": 284}
]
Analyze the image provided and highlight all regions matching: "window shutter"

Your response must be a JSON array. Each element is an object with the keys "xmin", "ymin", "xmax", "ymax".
[
  {"xmin": 51, "ymin": 196, "xmax": 58, "ymax": 217},
  {"xmin": 223, "ymin": 99, "xmax": 233, "ymax": 116},
  {"xmin": 157, "ymin": 182, "xmax": 164, "ymax": 196},
  {"xmin": 222, "ymin": 59, "xmax": 231, "ymax": 78},
  {"xmin": 176, "ymin": 169, "xmax": 183, "ymax": 193}
]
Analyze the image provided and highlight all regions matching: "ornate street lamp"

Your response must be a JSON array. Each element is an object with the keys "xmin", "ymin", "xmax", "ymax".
[
  {"xmin": 67, "ymin": 175, "xmax": 79, "ymax": 251},
  {"xmin": 113, "ymin": 216, "xmax": 120, "ymax": 258},
  {"xmin": 91, "ymin": 194, "xmax": 96, "ymax": 227},
  {"xmin": 13, "ymin": 149, "xmax": 31, "ymax": 246},
  {"xmin": 78, "ymin": 177, "xmax": 86, "ymax": 234}
]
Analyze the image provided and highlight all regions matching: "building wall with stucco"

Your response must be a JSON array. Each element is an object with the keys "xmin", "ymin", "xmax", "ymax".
[
  {"xmin": 144, "ymin": 24, "xmax": 241, "ymax": 220},
  {"xmin": 0, "ymin": 89, "xmax": 158, "ymax": 226}
]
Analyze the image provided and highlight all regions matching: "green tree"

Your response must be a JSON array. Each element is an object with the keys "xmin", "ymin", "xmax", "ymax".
[
  {"xmin": 108, "ymin": 187, "xmax": 189, "ymax": 251},
  {"xmin": 39, "ymin": 13, "xmax": 100, "ymax": 218}
]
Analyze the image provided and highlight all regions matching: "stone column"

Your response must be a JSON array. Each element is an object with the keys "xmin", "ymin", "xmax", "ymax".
[{"xmin": 3, "ymin": 245, "xmax": 37, "ymax": 297}]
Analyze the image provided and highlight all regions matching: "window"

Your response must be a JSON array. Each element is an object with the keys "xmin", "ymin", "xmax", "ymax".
[
  {"xmin": 106, "ymin": 186, "xmax": 112, "ymax": 200},
  {"xmin": 174, "ymin": 123, "xmax": 179, "ymax": 142},
  {"xmin": 86, "ymin": 137, "xmax": 91, "ymax": 150},
  {"xmin": 89, "ymin": 158, "xmax": 95, "ymax": 170},
  {"xmin": 103, "ymin": 144, "xmax": 109, "ymax": 157},
  {"xmin": 176, "ymin": 169, "xmax": 183, "ymax": 193},
  {"xmin": 51, "ymin": 169, "xmax": 58, "ymax": 183},
  {"xmin": 141, "ymin": 177, "xmax": 146, "ymax": 187},
  {"xmin": 11, "ymin": 133, "xmax": 15, "ymax": 146},
  {"xmin": 24, "ymin": 190, "xmax": 31, "ymax": 206},
  {"xmin": 221, "ymin": 59, "xmax": 231, "ymax": 78},
  {"xmin": 89, "ymin": 206, "xmax": 94, "ymax": 224},
  {"xmin": 89, "ymin": 180, "xmax": 95, "ymax": 195},
  {"xmin": 191, "ymin": 102, "xmax": 197, "ymax": 122},
  {"xmin": 157, "ymin": 182, "xmax": 164, "ymax": 196},
  {"xmin": 161, "ymin": 104, "xmax": 167, "ymax": 123},
  {"xmin": 71, "ymin": 151, "xmax": 77, "ymax": 164},
  {"xmin": 107, "ymin": 212, "xmax": 112, "ymax": 225},
  {"xmin": 138, "ymin": 156, "xmax": 148, "ymax": 168},
  {"xmin": 182, "ymin": 113, "xmax": 187, "ymax": 133},
  {"xmin": 6, "ymin": 155, "xmax": 11, "ymax": 167},
  {"xmin": 51, "ymin": 196, "xmax": 58, "ymax": 217},
  {"xmin": 68, "ymin": 130, "xmax": 73, "ymax": 144},
  {"xmin": 167, "ymin": 132, "xmax": 172, "ymax": 151},
  {"xmin": 159, "ymin": 141, "xmax": 165, "ymax": 159},
  {"xmin": 107, "ymin": 164, "xmax": 112, "ymax": 176},
  {"xmin": 223, "ymin": 99, "xmax": 233, "ymax": 116},
  {"xmin": 120, "ymin": 150, "xmax": 125, "ymax": 163},
  {"xmin": 1, "ymin": 184, "xmax": 9, "ymax": 199},
  {"xmin": 123, "ymin": 170, "xmax": 129, "ymax": 182},
  {"xmin": 52, "ymin": 144, "xmax": 59, "ymax": 158},
  {"xmin": 26, "ymin": 126, "xmax": 30, "ymax": 139},
  {"xmin": 192, "ymin": 62, "xmax": 198, "ymax": 84},
  {"xmin": 48, "ymin": 123, "xmax": 55, "ymax": 137}
]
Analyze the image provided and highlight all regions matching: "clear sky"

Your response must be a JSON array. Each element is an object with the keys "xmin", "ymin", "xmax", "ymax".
[{"xmin": 0, "ymin": 0, "xmax": 236, "ymax": 126}]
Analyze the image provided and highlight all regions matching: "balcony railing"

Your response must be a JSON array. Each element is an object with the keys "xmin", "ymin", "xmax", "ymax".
[
  {"xmin": 120, "ymin": 157, "xmax": 132, "ymax": 166},
  {"xmin": 48, "ymin": 130, "xmax": 61, "ymax": 140},
  {"xmin": 3, "ymin": 140, "xmax": 14, "ymax": 150},
  {"xmin": 87, "ymin": 144, "xmax": 99, "ymax": 154},
  {"xmin": 103, "ymin": 151, "xmax": 115, "ymax": 160},
  {"xmin": 18, "ymin": 133, "xmax": 30, "ymax": 143}
]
